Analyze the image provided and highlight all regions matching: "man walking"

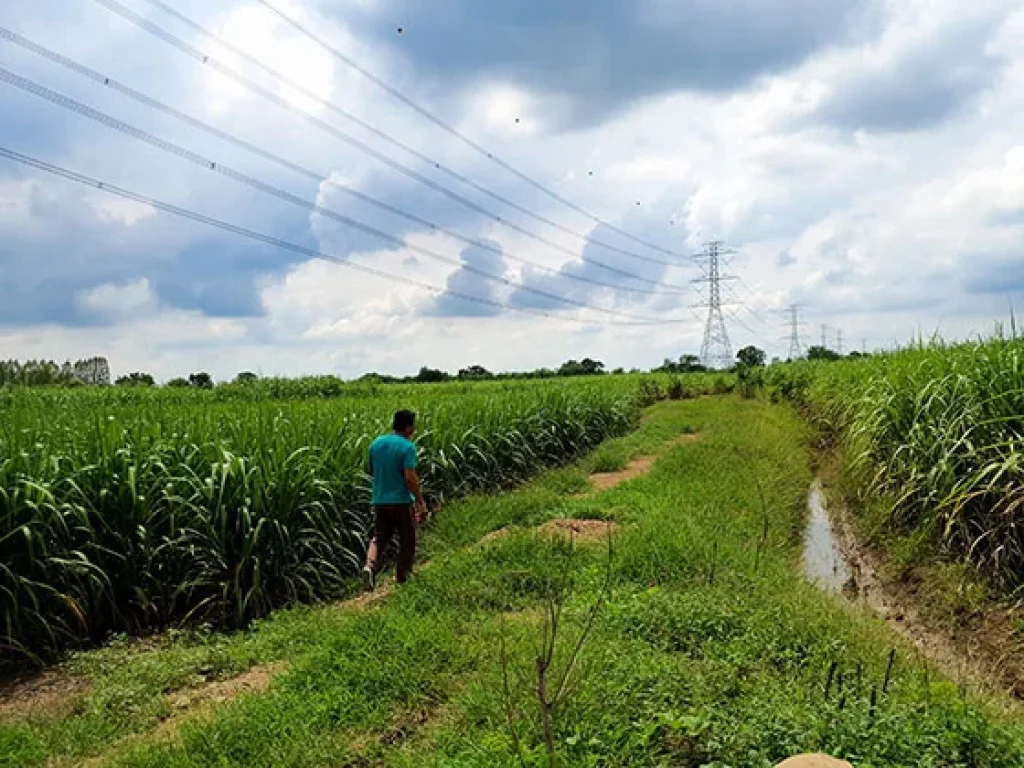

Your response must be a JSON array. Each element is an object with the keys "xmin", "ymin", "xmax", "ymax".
[{"xmin": 362, "ymin": 409, "xmax": 426, "ymax": 591}]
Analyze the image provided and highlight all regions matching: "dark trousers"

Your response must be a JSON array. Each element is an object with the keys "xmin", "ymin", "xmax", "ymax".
[{"xmin": 365, "ymin": 504, "xmax": 416, "ymax": 583}]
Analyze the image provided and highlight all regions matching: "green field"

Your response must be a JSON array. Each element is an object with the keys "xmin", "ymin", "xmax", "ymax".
[
  {"xmin": 3, "ymin": 341, "xmax": 1024, "ymax": 766},
  {"xmin": 3, "ymin": 375, "xmax": 711, "ymax": 660},
  {"xmin": 2, "ymin": 394, "xmax": 1022, "ymax": 767}
]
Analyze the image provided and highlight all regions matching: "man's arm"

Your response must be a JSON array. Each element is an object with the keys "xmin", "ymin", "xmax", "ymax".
[{"xmin": 403, "ymin": 468, "xmax": 427, "ymax": 522}]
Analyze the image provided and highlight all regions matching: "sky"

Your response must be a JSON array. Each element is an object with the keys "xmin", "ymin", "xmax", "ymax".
[{"xmin": 0, "ymin": 0, "xmax": 1021, "ymax": 380}]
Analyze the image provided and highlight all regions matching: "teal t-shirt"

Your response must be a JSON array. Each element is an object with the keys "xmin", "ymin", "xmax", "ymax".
[{"xmin": 369, "ymin": 433, "xmax": 417, "ymax": 505}]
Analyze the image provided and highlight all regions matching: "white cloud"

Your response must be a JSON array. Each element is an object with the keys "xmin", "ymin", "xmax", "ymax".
[
  {"xmin": 460, "ymin": 83, "xmax": 567, "ymax": 138},
  {"xmin": 0, "ymin": 179, "xmax": 36, "ymax": 225},
  {"xmin": 90, "ymin": 196, "xmax": 157, "ymax": 226},
  {"xmin": 204, "ymin": 2, "xmax": 336, "ymax": 116},
  {"xmin": 77, "ymin": 278, "xmax": 159, "ymax": 320},
  {"xmin": 259, "ymin": 256, "xmax": 426, "ymax": 340},
  {"xmin": 943, "ymin": 146, "xmax": 1024, "ymax": 220},
  {"xmin": 2, "ymin": 0, "xmax": 1023, "ymax": 371}
]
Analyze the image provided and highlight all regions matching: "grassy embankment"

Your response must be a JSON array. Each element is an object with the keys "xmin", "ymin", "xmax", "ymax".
[
  {"xmin": 3, "ymin": 396, "xmax": 1023, "ymax": 767},
  {"xmin": 764, "ymin": 335, "xmax": 1024, "ymax": 634}
]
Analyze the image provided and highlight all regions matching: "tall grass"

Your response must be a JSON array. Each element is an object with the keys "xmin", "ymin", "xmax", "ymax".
[
  {"xmin": 767, "ymin": 332, "xmax": 1024, "ymax": 590},
  {"xmin": 0, "ymin": 375, "xmax": 689, "ymax": 661}
]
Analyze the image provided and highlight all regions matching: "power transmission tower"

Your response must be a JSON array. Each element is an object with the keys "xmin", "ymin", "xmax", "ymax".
[
  {"xmin": 786, "ymin": 305, "xmax": 803, "ymax": 360},
  {"xmin": 836, "ymin": 328, "xmax": 844, "ymax": 356},
  {"xmin": 820, "ymin": 324, "xmax": 829, "ymax": 350},
  {"xmin": 693, "ymin": 241, "xmax": 735, "ymax": 369}
]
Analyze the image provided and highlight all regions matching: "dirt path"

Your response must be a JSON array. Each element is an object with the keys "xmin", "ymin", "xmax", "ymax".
[
  {"xmin": 0, "ymin": 669, "xmax": 91, "ymax": 721},
  {"xmin": 590, "ymin": 456, "xmax": 658, "ymax": 491},
  {"xmin": 480, "ymin": 518, "xmax": 619, "ymax": 546},
  {"xmin": 105, "ymin": 514, "xmax": 613, "ymax": 763},
  {"xmin": 73, "ymin": 662, "xmax": 287, "ymax": 767},
  {"xmin": 0, "ymin": 581, "xmax": 389, "ymax": 763},
  {"xmin": 164, "ymin": 662, "xmax": 285, "ymax": 714},
  {"xmin": 588, "ymin": 432, "xmax": 700, "ymax": 493}
]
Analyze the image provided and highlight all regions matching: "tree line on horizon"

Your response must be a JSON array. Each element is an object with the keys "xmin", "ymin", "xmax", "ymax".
[
  {"xmin": 0, "ymin": 345, "xmax": 869, "ymax": 390},
  {"xmin": 0, "ymin": 357, "xmax": 111, "ymax": 387}
]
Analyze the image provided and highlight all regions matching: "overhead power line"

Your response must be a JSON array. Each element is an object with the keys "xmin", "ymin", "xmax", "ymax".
[
  {"xmin": 724, "ymin": 305, "xmax": 778, "ymax": 352},
  {"xmin": 0, "ymin": 67, "xmax": 689, "ymax": 325},
  {"xmin": 0, "ymin": 27, "xmax": 683, "ymax": 298},
  {"xmin": 722, "ymin": 283, "xmax": 775, "ymax": 335},
  {"xmin": 254, "ymin": 0, "xmax": 684, "ymax": 260},
  {"xmin": 725, "ymin": 308, "xmax": 765, "ymax": 341},
  {"xmin": 0, "ymin": 146, "xmax": 686, "ymax": 327},
  {"xmin": 94, "ymin": 0, "xmax": 685, "ymax": 271},
  {"xmin": 732, "ymin": 277, "xmax": 776, "ymax": 328}
]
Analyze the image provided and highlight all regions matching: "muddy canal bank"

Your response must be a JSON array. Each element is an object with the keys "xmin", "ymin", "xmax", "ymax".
[{"xmin": 802, "ymin": 478, "xmax": 1024, "ymax": 708}]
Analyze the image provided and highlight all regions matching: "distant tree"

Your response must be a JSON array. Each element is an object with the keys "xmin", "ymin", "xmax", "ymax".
[
  {"xmin": 115, "ymin": 372, "xmax": 155, "ymax": 387},
  {"xmin": 653, "ymin": 354, "xmax": 705, "ymax": 374},
  {"xmin": 457, "ymin": 365, "xmax": 492, "ymax": 381},
  {"xmin": 358, "ymin": 372, "xmax": 398, "ymax": 384},
  {"xmin": 234, "ymin": 371, "xmax": 258, "ymax": 384},
  {"xmin": 611, "ymin": 367, "xmax": 625, "ymax": 375},
  {"xmin": 736, "ymin": 346, "xmax": 767, "ymax": 368},
  {"xmin": 0, "ymin": 358, "xmax": 113, "ymax": 386},
  {"xmin": 557, "ymin": 358, "xmax": 605, "ymax": 377},
  {"xmin": 415, "ymin": 366, "xmax": 450, "ymax": 383},
  {"xmin": 807, "ymin": 346, "xmax": 842, "ymax": 362},
  {"xmin": 188, "ymin": 372, "xmax": 214, "ymax": 389},
  {"xmin": 677, "ymin": 354, "xmax": 705, "ymax": 372},
  {"xmin": 166, "ymin": 377, "xmax": 190, "ymax": 388},
  {"xmin": 0, "ymin": 360, "xmax": 55, "ymax": 386}
]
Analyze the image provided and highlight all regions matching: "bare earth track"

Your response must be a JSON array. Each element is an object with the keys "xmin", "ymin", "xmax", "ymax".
[
  {"xmin": 0, "ymin": 669, "xmax": 91, "ymax": 721},
  {"xmin": 588, "ymin": 432, "xmax": 700, "ymax": 493}
]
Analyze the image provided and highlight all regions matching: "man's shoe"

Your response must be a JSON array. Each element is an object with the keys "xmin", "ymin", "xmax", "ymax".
[{"xmin": 361, "ymin": 567, "xmax": 376, "ymax": 592}]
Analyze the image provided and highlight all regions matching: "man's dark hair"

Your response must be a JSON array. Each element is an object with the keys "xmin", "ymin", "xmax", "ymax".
[{"xmin": 393, "ymin": 409, "xmax": 416, "ymax": 432}]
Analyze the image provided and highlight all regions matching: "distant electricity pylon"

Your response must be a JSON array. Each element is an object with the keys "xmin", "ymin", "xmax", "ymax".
[
  {"xmin": 836, "ymin": 328, "xmax": 844, "ymax": 356},
  {"xmin": 786, "ymin": 304, "xmax": 803, "ymax": 360},
  {"xmin": 693, "ymin": 241, "xmax": 735, "ymax": 370}
]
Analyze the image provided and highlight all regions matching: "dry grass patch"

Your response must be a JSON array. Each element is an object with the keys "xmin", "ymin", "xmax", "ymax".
[
  {"xmin": 535, "ymin": 518, "xmax": 618, "ymax": 542},
  {"xmin": 0, "ymin": 669, "xmax": 91, "ymax": 722},
  {"xmin": 166, "ymin": 662, "xmax": 285, "ymax": 713},
  {"xmin": 479, "ymin": 519, "xmax": 619, "ymax": 547}
]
